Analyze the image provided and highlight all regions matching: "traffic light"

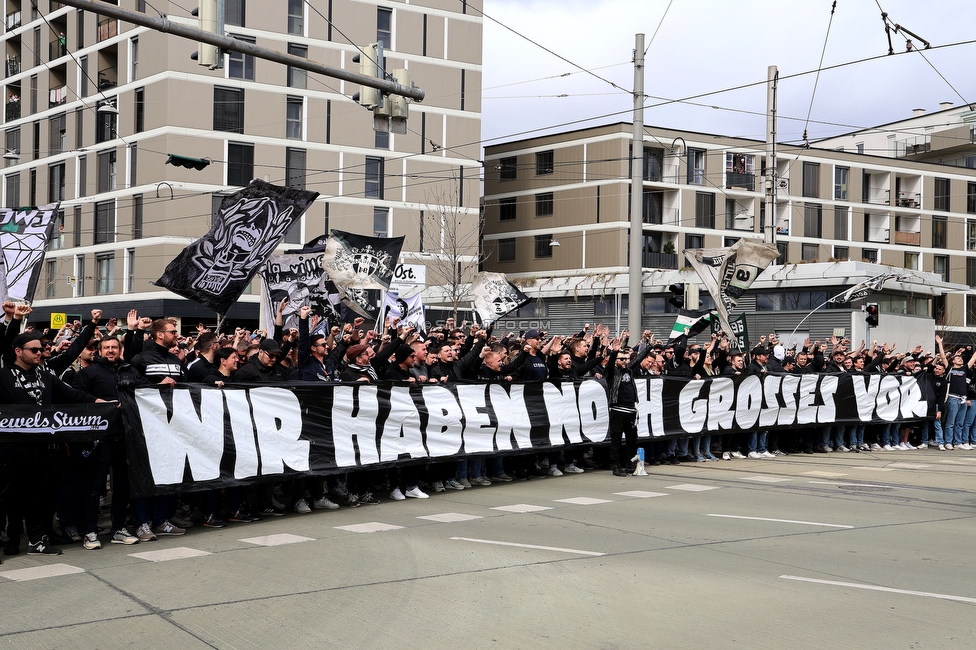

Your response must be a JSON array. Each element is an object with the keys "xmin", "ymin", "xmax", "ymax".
[
  {"xmin": 166, "ymin": 154, "xmax": 211, "ymax": 171},
  {"xmin": 389, "ymin": 68, "xmax": 411, "ymax": 135},
  {"xmin": 351, "ymin": 43, "xmax": 382, "ymax": 108},
  {"xmin": 865, "ymin": 303, "xmax": 879, "ymax": 327},
  {"xmin": 668, "ymin": 283, "xmax": 684, "ymax": 310},
  {"xmin": 190, "ymin": 1, "xmax": 221, "ymax": 69}
]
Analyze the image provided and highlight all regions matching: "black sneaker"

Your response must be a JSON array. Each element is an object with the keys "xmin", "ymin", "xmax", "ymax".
[
  {"xmin": 358, "ymin": 492, "xmax": 381, "ymax": 505},
  {"xmin": 344, "ymin": 494, "xmax": 361, "ymax": 508},
  {"xmin": 27, "ymin": 536, "xmax": 63, "ymax": 556},
  {"xmin": 259, "ymin": 507, "xmax": 286, "ymax": 517},
  {"xmin": 227, "ymin": 509, "xmax": 254, "ymax": 523},
  {"xmin": 204, "ymin": 515, "xmax": 227, "ymax": 528},
  {"xmin": 612, "ymin": 466, "xmax": 629, "ymax": 477}
]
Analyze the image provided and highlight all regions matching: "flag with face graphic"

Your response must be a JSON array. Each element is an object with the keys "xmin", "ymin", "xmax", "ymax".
[
  {"xmin": 321, "ymin": 230, "xmax": 403, "ymax": 291},
  {"xmin": 155, "ymin": 180, "xmax": 318, "ymax": 315},
  {"xmin": 470, "ymin": 272, "xmax": 531, "ymax": 326},
  {"xmin": 377, "ymin": 290, "xmax": 426, "ymax": 333},
  {"xmin": 0, "ymin": 204, "xmax": 60, "ymax": 303}
]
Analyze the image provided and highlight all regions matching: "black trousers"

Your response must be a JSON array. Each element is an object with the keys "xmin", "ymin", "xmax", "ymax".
[
  {"xmin": 609, "ymin": 409, "xmax": 637, "ymax": 467},
  {"xmin": 0, "ymin": 443, "xmax": 56, "ymax": 547}
]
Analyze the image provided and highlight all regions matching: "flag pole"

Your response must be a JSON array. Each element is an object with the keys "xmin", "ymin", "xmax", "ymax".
[{"xmin": 786, "ymin": 287, "xmax": 859, "ymax": 348}]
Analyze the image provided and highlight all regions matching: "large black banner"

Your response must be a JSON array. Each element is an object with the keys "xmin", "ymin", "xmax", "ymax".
[
  {"xmin": 0, "ymin": 402, "xmax": 120, "ymax": 443},
  {"xmin": 117, "ymin": 373, "xmax": 931, "ymax": 497}
]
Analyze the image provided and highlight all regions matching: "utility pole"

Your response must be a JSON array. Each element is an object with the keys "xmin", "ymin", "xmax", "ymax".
[
  {"xmin": 764, "ymin": 65, "xmax": 778, "ymax": 245},
  {"xmin": 628, "ymin": 33, "xmax": 645, "ymax": 340},
  {"xmin": 55, "ymin": 0, "xmax": 424, "ymax": 102}
]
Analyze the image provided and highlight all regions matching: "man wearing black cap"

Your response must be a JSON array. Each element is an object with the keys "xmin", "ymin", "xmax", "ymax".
[
  {"xmin": 385, "ymin": 345, "xmax": 417, "ymax": 381},
  {"xmin": 745, "ymin": 346, "xmax": 774, "ymax": 459},
  {"xmin": 235, "ymin": 337, "xmax": 289, "ymax": 383},
  {"xmin": 605, "ymin": 338, "xmax": 639, "ymax": 477},
  {"xmin": 0, "ymin": 332, "xmax": 102, "ymax": 557}
]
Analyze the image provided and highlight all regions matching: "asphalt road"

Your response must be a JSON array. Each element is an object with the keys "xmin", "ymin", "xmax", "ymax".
[{"xmin": 3, "ymin": 448, "xmax": 976, "ymax": 649}]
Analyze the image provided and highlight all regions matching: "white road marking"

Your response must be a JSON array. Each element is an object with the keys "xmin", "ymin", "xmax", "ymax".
[
  {"xmin": 417, "ymin": 513, "xmax": 483, "ymax": 523},
  {"xmin": 741, "ymin": 476, "xmax": 792, "ymax": 483},
  {"xmin": 780, "ymin": 575, "xmax": 976, "ymax": 604},
  {"xmin": 239, "ymin": 533, "xmax": 315, "ymax": 546},
  {"xmin": 128, "ymin": 547, "xmax": 211, "ymax": 562},
  {"xmin": 334, "ymin": 522, "xmax": 404, "ymax": 533},
  {"xmin": 853, "ymin": 466, "xmax": 895, "ymax": 472},
  {"xmin": 450, "ymin": 537, "xmax": 605, "ymax": 556},
  {"xmin": 614, "ymin": 490, "xmax": 669, "ymax": 498},
  {"xmin": 490, "ymin": 504, "xmax": 553, "ymax": 513},
  {"xmin": 554, "ymin": 497, "xmax": 614, "ymax": 505},
  {"xmin": 666, "ymin": 484, "xmax": 719, "ymax": 492},
  {"xmin": 0, "ymin": 563, "xmax": 85, "ymax": 582},
  {"xmin": 808, "ymin": 481, "xmax": 894, "ymax": 488},
  {"xmin": 888, "ymin": 463, "xmax": 931, "ymax": 469},
  {"xmin": 802, "ymin": 471, "xmax": 848, "ymax": 477},
  {"xmin": 706, "ymin": 514, "xmax": 853, "ymax": 529}
]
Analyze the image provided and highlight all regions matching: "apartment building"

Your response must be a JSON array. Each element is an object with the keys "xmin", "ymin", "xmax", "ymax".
[
  {"xmin": 2, "ymin": 0, "xmax": 482, "ymax": 327},
  {"xmin": 482, "ymin": 122, "xmax": 974, "ymax": 345}
]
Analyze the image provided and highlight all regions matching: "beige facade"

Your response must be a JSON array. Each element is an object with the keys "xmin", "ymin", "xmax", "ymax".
[
  {"xmin": 483, "ymin": 122, "xmax": 976, "ymax": 336},
  {"xmin": 2, "ymin": 0, "xmax": 481, "ymax": 327}
]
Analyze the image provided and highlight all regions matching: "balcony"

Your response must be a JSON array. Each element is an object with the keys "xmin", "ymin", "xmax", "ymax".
[
  {"xmin": 49, "ymin": 39, "xmax": 66, "ymax": 61},
  {"xmin": 5, "ymin": 11, "xmax": 21, "ymax": 32},
  {"xmin": 49, "ymin": 86, "xmax": 66, "ymax": 107},
  {"xmin": 863, "ymin": 188, "xmax": 890, "ymax": 205},
  {"xmin": 5, "ymin": 56, "xmax": 19, "ymax": 77},
  {"xmin": 726, "ymin": 171, "xmax": 755, "ymax": 191},
  {"xmin": 896, "ymin": 192, "xmax": 920, "ymax": 208},
  {"xmin": 97, "ymin": 66, "xmax": 117, "ymax": 90},
  {"xmin": 5, "ymin": 99, "xmax": 20, "ymax": 121},
  {"xmin": 97, "ymin": 18, "xmax": 117, "ymax": 43},
  {"xmin": 894, "ymin": 230, "xmax": 920, "ymax": 246},
  {"xmin": 642, "ymin": 252, "xmax": 678, "ymax": 270}
]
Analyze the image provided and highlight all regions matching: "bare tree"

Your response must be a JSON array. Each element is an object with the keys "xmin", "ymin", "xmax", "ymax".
[{"xmin": 418, "ymin": 175, "xmax": 486, "ymax": 320}]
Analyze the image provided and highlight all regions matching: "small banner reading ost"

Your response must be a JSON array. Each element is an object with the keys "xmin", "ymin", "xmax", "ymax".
[{"xmin": 118, "ymin": 373, "xmax": 930, "ymax": 496}]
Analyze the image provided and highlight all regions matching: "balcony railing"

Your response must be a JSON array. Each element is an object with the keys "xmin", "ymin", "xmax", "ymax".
[
  {"xmin": 5, "ymin": 99, "xmax": 20, "ymax": 121},
  {"xmin": 896, "ymin": 192, "xmax": 920, "ymax": 209},
  {"xmin": 894, "ymin": 230, "xmax": 920, "ymax": 246},
  {"xmin": 98, "ymin": 65, "xmax": 117, "ymax": 90},
  {"xmin": 726, "ymin": 171, "xmax": 755, "ymax": 191},
  {"xmin": 863, "ymin": 188, "xmax": 890, "ymax": 205},
  {"xmin": 642, "ymin": 252, "xmax": 678, "ymax": 270},
  {"xmin": 5, "ymin": 11, "xmax": 21, "ymax": 31},
  {"xmin": 5, "ymin": 56, "xmax": 20, "ymax": 77}
]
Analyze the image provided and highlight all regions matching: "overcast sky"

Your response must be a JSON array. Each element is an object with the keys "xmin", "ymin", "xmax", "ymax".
[{"xmin": 480, "ymin": 0, "xmax": 976, "ymax": 152}]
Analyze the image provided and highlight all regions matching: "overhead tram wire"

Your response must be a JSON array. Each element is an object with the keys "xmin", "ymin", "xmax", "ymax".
[
  {"xmin": 801, "ymin": 0, "xmax": 838, "ymax": 148},
  {"xmin": 643, "ymin": 0, "xmax": 675, "ymax": 57}
]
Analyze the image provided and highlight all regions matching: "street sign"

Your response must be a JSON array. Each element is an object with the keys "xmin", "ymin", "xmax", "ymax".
[{"xmin": 50, "ymin": 313, "xmax": 66, "ymax": 329}]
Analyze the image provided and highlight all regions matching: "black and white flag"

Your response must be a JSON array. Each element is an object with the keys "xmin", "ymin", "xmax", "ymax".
[
  {"xmin": 667, "ymin": 309, "xmax": 713, "ymax": 343},
  {"xmin": 378, "ymin": 291, "xmax": 426, "ymax": 333},
  {"xmin": 156, "ymin": 181, "xmax": 318, "ymax": 315},
  {"xmin": 0, "ymin": 204, "xmax": 60, "ymax": 303},
  {"xmin": 828, "ymin": 273, "xmax": 902, "ymax": 305},
  {"xmin": 685, "ymin": 238, "xmax": 779, "ymax": 347},
  {"xmin": 262, "ymin": 251, "xmax": 342, "ymax": 331},
  {"xmin": 471, "ymin": 272, "xmax": 530, "ymax": 326},
  {"xmin": 322, "ymin": 230, "xmax": 403, "ymax": 291}
]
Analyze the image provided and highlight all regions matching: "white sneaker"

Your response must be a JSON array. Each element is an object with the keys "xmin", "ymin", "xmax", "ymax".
[
  {"xmin": 313, "ymin": 496, "xmax": 340, "ymax": 510},
  {"xmin": 939, "ymin": 443, "xmax": 946, "ymax": 451},
  {"xmin": 835, "ymin": 445, "xmax": 849, "ymax": 453},
  {"xmin": 111, "ymin": 528, "xmax": 139, "ymax": 545},
  {"xmin": 747, "ymin": 451, "xmax": 762, "ymax": 459},
  {"xmin": 563, "ymin": 463, "xmax": 584, "ymax": 474},
  {"xmin": 905, "ymin": 442, "xmax": 916, "ymax": 450},
  {"xmin": 136, "ymin": 523, "xmax": 156, "ymax": 542},
  {"xmin": 432, "ymin": 481, "xmax": 445, "ymax": 493},
  {"xmin": 946, "ymin": 443, "xmax": 954, "ymax": 450},
  {"xmin": 883, "ymin": 444, "xmax": 895, "ymax": 451},
  {"xmin": 917, "ymin": 443, "xmax": 928, "ymax": 449},
  {"xmin": 548, "ymin": 465, "xmax": 563, "ymax": 477},
  {"xmin": 722, "ymin": 451, "xmax": 732, "ymax": 460},
  {"xmin": 294, "ymin": 499, "xmax": 312, "ymax": 514},
  {"xmin": 961, "ymin": 443, "xmax": 973, "ymax": 451},
  {"xmin": 83, "ymin": 532, "xmax": 101, "ymax": 550},
  {"xmin": 444, "ymin": 479, "xmax": 465, "ymax": 490},
  {"xmin": 390, "ymin": 488, "xmax": 406, "ymax": 501},
  {"xmin": 731, "ymin": 451, "xmax": 745, "ymax": 459},
  {"xmin": 760, "ymin": 451, "xmax": 776, "ymax": 459},
  {"xmin": 870, "ymin": 443, "xmax": 882, "ymax": 450},
  {"xmin": 405, "ymin": 486, "xmax": 429, "ymax": 499}
]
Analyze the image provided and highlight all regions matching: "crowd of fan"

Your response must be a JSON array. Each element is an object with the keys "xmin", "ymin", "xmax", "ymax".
[{"xmin": 0, "ymin": 296, "xmax": 965, "ymax": 561}]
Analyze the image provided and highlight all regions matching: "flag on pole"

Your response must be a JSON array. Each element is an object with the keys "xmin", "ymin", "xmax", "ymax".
[
  {"xmin": 155, "ymin": 180, "xmax": 318, "ymax": 315},
  {"xmin": 321, "ymin": 230, "xmax": 403, "ymax": 291},
  {"xmin": 0, "ymin": 204, "xmax": 60, "ymax": 303},
  {"xmin": 470, "ymin": 272, "xmax": 530, "ymax": 326},
  {"xmin": 667, "ymin": 309, "xmax": 713, "ymax": 343},
  {"xmin": 261, "ymin": 251, "xmax": 342, "ymax": 332},
  {"xmin": 378, "ymin": 290, "xmax": 426, "ymax": 332},
  {"xmin": 684, "ymin": 238, "xmax": 779, "ymax": 346},
  {"xmin": 827, "ymin": 273, "xmax": 902, "ymax": 304}
]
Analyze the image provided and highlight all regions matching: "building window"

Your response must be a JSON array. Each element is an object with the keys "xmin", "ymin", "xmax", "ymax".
[
  {"xmin": 935, "ymin": 177, "xmax": 950, "ymax": 212},
  {"xmin": 74, "ymin": 254, "xmax": 85, "ymax": 297},
  {"xmin": 373, "ymin": 207, "xmax": 389, "ymax": 238},
  {"xmin": 228, "ymin": 35, "xmax": 255, "ymax": 80},
  {"xmin": 29, "ymin": 75, "xmax": 37, "ymax": 115},
  {"xmin": 46, "ymin": 259, "xmax": 56, "ymax": 298},
  {"xmin": 863, "ymin": 248, "xmax": 878, "ymax": 263},
  {"xmin": 801, "ymin": 243, "xmax": 818, "ymax": 261},
  {"xmin": 96, "ymin": 252, "xmax": 114, "ymax": 294},
  {"xmin": 535, "ymin": 150, "xmax": 553, "ymax": 175},
  {"xmin": 933, "ymin": 254, "xmax": 948, "ymax": 282},
  {"xmin": 32, "ymin": 122, "xmax": 39, "ymax": 161},
  {"xmin": 97, "ymin": 149, "xmax": 117, "ymax": 193},
  {"xmin": 802, "ymin": 162, "xmax": 820, "ymax": 198},
  {"xmin": 776, "ymin": 241, "xmax": 788, "ymax": 264},
  {"xmin": 4, "ymin": 128, "xmax": 19, "ymax": 169},
  {"xmin": 28, "ymin": 169, "xmax": 35, "ymax": 206},
  {"xmin": 5, "ymin": 173, "xmax": 19, "ymax": 207},
  {"xmin": 73, "ymin": 205, "xmax": 82, "ymax": 247},
  {"xmin": 535, "ymin": 192, "xmax": 553, "ymax": 217},
  {"xmin": 125, "ymin": 248, "xmax": 135, "ymax": 293},
  {"xmin": 79, "ymin": 55, "xmax": 88, "ymax": 98},
  {"xmin": 377, "ymin": 7, "xmax": 392, "ymax": 49},
  {"xmin": 534, "ymin": 234, "xmax": 553, "ymax": 258},
  {"xmin": 932, "ymin": 215, "xmax": 947, "ymax": 248},
  {"xmin": 803, "ymin": 203, "xmax": 822, "ymax": 238},
  {"xmin": 499, "ymin": 197, "xmax": 516, "ymax": 221},
  {"xmin": 288, "ymin": 0, "xmax": 304, "ymax": 34},
  {"xmin": 77, "ymin": 11, "xmax": 85, "ymax": 49},
  {"xmin": 968, "ymin": 220, "xmax": 976, "ymax": 252},
  {"xmin": 214, "ymin": 87, "xmax": 244, "ymax": 133},
  {"xmin": 687, "ymin": 148, "xmax": 705, "ymax": 184},
  {"xmin": 375, "ymin": 130, "xmax": 389, "ymax": 149},
  {"xmin": 968, "ymin": 258, "xmax": 976, "ymax": 287},
  {"xmin": 225, "ymin": 0, "xmax": 244, "ymax": 26},
  {"xmin": 686, "ymin": 233, "xmax": 704, "ymax": 250},
  {"xmin": 286, "ymin": 96, "xmax": 303, "ymax": 139},
  {"xmin": 904, "ymin": 252, "xmax": 919, "ymax": 270},
  {"xmin": 94, "ymin": 200, "xmax": 115, "ymax": 244},
  {"xmin": 134, "ymin": 87, "xmax": 144, "ymax": 133},
  {"xmin": 499, "ymin": 156, "xmax": 516, "ymax": 180},
  {"xmin": 695, "ymin": 192, "xmax": 715, "ymax": 229},
  {"xmin": 285, "ymin": 148, "xmax": 306, "ymax": 190},
  {"xmin": 365, "ymin": 156, "xmax": 384, "ymax": 199},
  {"xmin": 49, "ymin": 163, "xmax": 65, "ymax": 203},
  {"xmin": 287, "ymin": 43, "xmax": 307, "ymax": 89},
  {"xmin": 50, "ymin": 210, "xmax": 64, "ymax": 251},
  {"xmin": 498, "ymin": 238, "xmax": 516, "ymax": 262},
  {"xmin": 646, "ymin": 148, "xmax": 665, "ymax": 182},
  {"xmin": 834, "ymin": 246, "xmax": 849, "ymax": 261},
  {"xmin": 78, "ymin": 155, "xmax": 86, "ymax": 198},
  {"xmin": 968, "ymin": 182, "xmax": 976, "ymax": 214},
  {"xmin": 96, "ymin": 99, "xmax": 117, "ymax": 143},
  {"xmin": 133, "ymin": 194, "xmax": 143, "ymax": 239},
  {"xmin": 75, "ymin": 107, "xmax": 84, "ymax": 149},
  {"xmin": 833, "ymin": 206, "xmax": 848, "ymax": 240},
  {"xmin": 129, "ymin": 143, "xmax": 137, "ymax": 187},
  {"xmin": 227, "ymin": 142, "xmax": 253, "ymax": 187},
  {"xmin": 834, "ymin": 166, "xmax": 849, "ymax": 200},
  {"xmin": 130, "ymin": 36, "xmax": 139, "ymax": 81},
  {"xmin": 725, "ymin": 152, "xmax": 754, "ymax": 189},
  {"xmin": 49, "ymin": 113, "xmax": 66, "ymax": 155}
]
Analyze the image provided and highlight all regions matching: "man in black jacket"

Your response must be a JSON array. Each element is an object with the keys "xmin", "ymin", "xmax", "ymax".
[
  {"xmin": 234, "ymin": 338, "xmax": 289, "ymax": 383},
  {"xmin": 604, "ymin": 340, "xmax": 639, "ymax": 477}
]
